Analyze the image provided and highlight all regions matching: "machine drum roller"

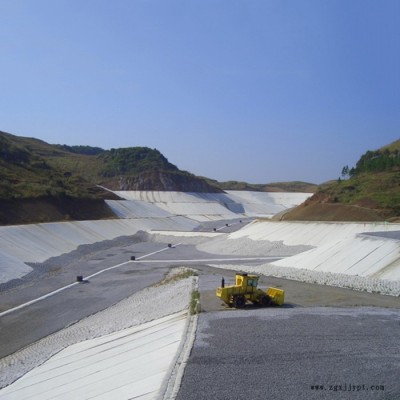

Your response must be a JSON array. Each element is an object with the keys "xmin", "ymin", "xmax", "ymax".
[{"xmin": 216, "ymin": 273, "xmax": 284, "ymax": 308}]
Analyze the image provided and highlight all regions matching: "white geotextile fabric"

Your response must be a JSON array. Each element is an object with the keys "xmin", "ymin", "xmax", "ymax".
[
  {"xmin": 0, "ymin": 273, "xmax": 195, "ymax": 394},
  {"xmin": 105, "ymin": 199, "xmax": 172, "ymax": 218},
  {"xmin": 227, "ymin": 220, "xmax": 400, "ymax": 281},
  {"xmin": 112, "ymin": 191, "xmax": 311, "ymax": 218},
  {"xmin": 1, "ymin": 192, "xmax": 399, "ymax": 284},
  {"xmin": 229, "ymin": 220, "xmax": 400, "ymax": 246},
  {"xmin": 272, "ymin": 236, "xmax": 400, "ymax": 280},
  {"xmin": 0, "ymin": 253, "xmax": 32, "ymax": 282},
  {"xmin": 0, "ymin": 217, "xmax": 198, "ymax": 283},
  {"xmin": 0, "ymin": 312, "xmax": 187, "ymax": 400}
]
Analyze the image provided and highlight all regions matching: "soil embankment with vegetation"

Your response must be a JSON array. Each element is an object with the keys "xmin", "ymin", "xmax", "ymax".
[{"xmin": 281, "ymin": 139, "xmax": 400, "ymax": 222}]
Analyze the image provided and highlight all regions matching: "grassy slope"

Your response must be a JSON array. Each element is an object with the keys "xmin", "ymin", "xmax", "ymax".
[
  {"xmin": 0, "ymin": 131, "xmax": 219, "ymax": 199},
  {"xmin": 0, "ymin": 134, "xmax": 110, "ymax": 193},
  {"xmin": 282, "ymin": 139, "xmax": 400, "ymax": 222},
  {"xmin": 0, "ymin": 132, "xmax": 122, "ymax": 224},
  {"xmin": 0, "ymin": 133, "xmax": 88, "ymax": 199}
]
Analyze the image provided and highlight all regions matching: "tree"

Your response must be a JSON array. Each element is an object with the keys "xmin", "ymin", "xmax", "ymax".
[{"xmin": 341, "ymin": 165, "xmax": 350, "ymax": 179}]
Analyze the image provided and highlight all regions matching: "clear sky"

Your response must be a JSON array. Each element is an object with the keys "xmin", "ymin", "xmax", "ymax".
[{"xmin": 1, "ymin": 0, "xmax": 399, "ymax": 184}]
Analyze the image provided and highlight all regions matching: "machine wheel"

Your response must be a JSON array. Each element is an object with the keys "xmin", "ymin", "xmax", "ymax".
[
  {"xmin": 233, "ymin": 295, "xmax": 246, "ymax": 308},
  {"xmin": 260, "ymin": 295, "xmax": 271, "ymax": 307}
]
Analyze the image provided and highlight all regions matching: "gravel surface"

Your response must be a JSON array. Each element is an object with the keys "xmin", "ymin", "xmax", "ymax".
[
  {"xmin": 177, "ymin": 308, "xmax": 400, "ymax": 400},
  {"xmin": 0, "ymin": 268, "xmax": 195, "ymax": 389}
]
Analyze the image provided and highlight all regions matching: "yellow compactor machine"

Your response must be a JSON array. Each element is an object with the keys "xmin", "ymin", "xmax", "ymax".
[{"xmin": 216, "ymin": 273, "xmax": 284, "ymax": 308}]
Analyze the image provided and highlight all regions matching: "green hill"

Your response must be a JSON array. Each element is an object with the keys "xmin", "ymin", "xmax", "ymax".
[
  {"xmin": 0, "ymin": 130, "xmax": 316, "ymax": 225},
  {"xmin": 0, "ymin": 131, "xmax": 221, "ymax": 200},
  {"xmin": 0, "ymin": 130, "xmax": 221, "ymax": 224},
  {"xmin": 282, "ymin": 139, "xmax": 400, "ymax": 221},
  {"xmin": 0, "ymin": 132, "xmax": 88, "ymax": 200}
]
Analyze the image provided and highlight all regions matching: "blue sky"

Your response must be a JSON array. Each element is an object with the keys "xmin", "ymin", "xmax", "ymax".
[{"xmin": 1, "ymin": 0, "xmax": 399, "ymax": 184}]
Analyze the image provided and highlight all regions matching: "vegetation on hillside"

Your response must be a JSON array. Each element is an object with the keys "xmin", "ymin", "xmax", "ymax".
[
  {"xmin": 283, "ymin": 139, "xmax": 400, "ymax": 221},
  {"xmin": 0, "ymin": 135, "xmax": 32, "ymax": 165},
  {"xmin": 335, "ymin": 140, "xmax": 400, "ymax": 214},
  {"xmin": 320, "ymin": 170, "xmax": 400, "ymax": 217},
  {"xmin": 0, "ymin": 133, "xmax": 87, "ymax": 200},
  {"xmin": 99, "ymin": 147, "xmax": 178, "ymax": 177},
  {"xmin": 0, "ymin": 131, "xmax": 220, "ymax": 202},
  {"xmin": 340, "ymin": 140, "xmax": 400, "ymax": 178},
  {"xmin": 0, "ymin": 130, "xmax": 222, "ymax": 223},
  {"xmin": 204, "ymin": 178, "xmax": 316, "ymax": 193},
  {"xmin": 54, "ymin": 144, "xmax": 105, "ymax": 156}
]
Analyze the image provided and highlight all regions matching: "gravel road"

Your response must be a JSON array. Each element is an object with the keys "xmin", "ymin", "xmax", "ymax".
[{"xmin": 177, "ymin": 307, "xmax": 400, "ymax": 400}]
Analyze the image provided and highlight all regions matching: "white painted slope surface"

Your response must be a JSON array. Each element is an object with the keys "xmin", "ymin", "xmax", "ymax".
[
  {"xmin": 0, "ymin": 253, "xmax": 32, "ymax": 282},
  {"xmin": 111, "ymin": 191, "xmax": 239, "ymax": 221},
  {"xmin": 0, "ymin": 191, "xmax": 310, "ymax": 282},
  {"xmin": 224, "ymin": 190, "xmax": 311, "ymax": 215},
  {"xmin": 105, "ymin": 199, "xmax": 173, "ymax": 219},
  {"xmin": 0, "ymin": 217, "xmax": 198, "ymax": 283},
  {"xmin": 112, "ymin": 191, "xmax": 311, "ymax": 219},
  {"xmin": 227, "ymin": 220, "xmax": 400, "ymax": 281},
  {"xmin": 0, "ymin": 270, "xmax": 195, "ymax": 396},
  {"xmin": 0, "ymin": 312, "xmax": 187, "ymax": 400}
]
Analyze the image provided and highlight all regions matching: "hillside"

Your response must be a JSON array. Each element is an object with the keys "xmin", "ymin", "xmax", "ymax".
[
  {"xmin": 0, "ymin": 130, "xmax": 222, "ymax": 224},
  {"xmin": 282, "ymin": 139, "xmax": 400, "ymax": 222},
  {"xmin": 0, "ymin": 131, "xmax": 223, "ymax": 195}
]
